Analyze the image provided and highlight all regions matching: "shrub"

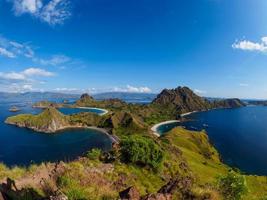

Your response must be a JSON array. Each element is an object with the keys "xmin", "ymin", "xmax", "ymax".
[
  {"xmin": 217, "ymin": 171, "xmax": 247, "ymax": 200},
  {"xmin": 120, "ymin": 135, "xmax": 164, "ymax": 170},
  {"xmin": 86, "ymin": 148, "xmax": 102, "ymax": 160}
]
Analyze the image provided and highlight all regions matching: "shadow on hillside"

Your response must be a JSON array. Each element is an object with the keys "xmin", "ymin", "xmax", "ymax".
[{"xmin": 0, "ymin": 178, "xmax": 43, "ymax": 200}]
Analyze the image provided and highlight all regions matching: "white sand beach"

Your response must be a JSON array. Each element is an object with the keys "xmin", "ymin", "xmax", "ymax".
[
  {"xmin": 77, "ymin": 107, "xmax": 109, "ymax": 115},
  {"xmin": 151, "ymin": 120, "xmax": 180, "ymax": 137}
]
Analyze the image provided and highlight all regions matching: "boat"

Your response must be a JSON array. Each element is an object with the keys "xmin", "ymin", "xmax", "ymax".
[{"xmin": 9, "ymin": 106, "xmax": 20, "ymax": 112}]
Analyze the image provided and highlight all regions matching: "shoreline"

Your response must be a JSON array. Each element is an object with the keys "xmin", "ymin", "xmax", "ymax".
[
  {"xmin": 151, "ymin": 120, "xmax": 180, "ymax": 137},
  {"xmin": 180, "ymin": 110, "xmax": 198, "ymax": 117},
  {"xmin": 150, "ymin": 110, "xmax": 200, "ymax": 137},
  {"xmin": 76, "ymin": 106, "xmax": 109, "ymax": 115},
  {"xmin": 5, "ymin": 121, "xmax": 119, "ymax": 144}
]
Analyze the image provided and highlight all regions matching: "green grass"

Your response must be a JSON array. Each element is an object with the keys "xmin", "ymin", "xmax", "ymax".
[{"xmin": 162, "ymin": 127, "xmax": 267, "ymax": 199}]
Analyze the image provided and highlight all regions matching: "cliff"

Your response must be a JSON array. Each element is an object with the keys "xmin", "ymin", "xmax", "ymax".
[{"xmin": 5, "ymin": 107, "xmax": 71, "ymax": 133}]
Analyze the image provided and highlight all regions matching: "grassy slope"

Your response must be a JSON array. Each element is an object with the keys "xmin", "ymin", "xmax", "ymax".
[
  {"xmin": 162, "ymin": 127, "xmax": 267, "ymax": 200},
  {"xmin": 1, "ymin": 126, "xmax": 267, "ymax": 199},
  {"xmin": 5, "ymin": 107, "xmax": 69, "ymax": 129}
]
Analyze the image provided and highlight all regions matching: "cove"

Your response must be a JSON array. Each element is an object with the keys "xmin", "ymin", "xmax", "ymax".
[
  {"xmin": 0, "ymin": 101, "xmax": 112, "ymax": 166},
  {"xmin": 157, "ymin": 106, "xmax": 267, "ymax": 175}
]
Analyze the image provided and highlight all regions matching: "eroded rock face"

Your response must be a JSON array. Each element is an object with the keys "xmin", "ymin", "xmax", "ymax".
[
  {"xmin": 119, "ymin": 175, "xmax": 194, "ymax": 200},
  {"xmin": 152, "ymin": 87, "xmax": 210, "ymax": 114},
  {"xmin": 152, "ymin": 86, "xmax": 246, "ymax": 114},
  {"xmin": 80, "ymin": 93, "xmax": 94, "ymax": 100},
  {"xmin": 119, "ymin": 186, "xmax": 140, "ymax": 200}
]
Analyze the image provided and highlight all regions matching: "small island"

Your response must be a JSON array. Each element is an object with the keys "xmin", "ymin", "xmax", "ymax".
[{"xmin": 8, "ymin": 106, "xmax": 20, "ymax": 112}]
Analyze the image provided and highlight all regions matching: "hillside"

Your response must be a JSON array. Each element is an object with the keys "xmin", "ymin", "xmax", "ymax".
[
  {"xmin": 1, "ymin": 127, "xmax": 266, "ymax": 199},
  {"xmin": 2, "ymin": 86, "xmax": 257, "ymax": 200},
  {"xmin": 152, "ymin": 86, "xmax": 245, "ymax": 115},
  {"xmin": 5, "ymin": 107, "xmax": 71, "ymax": 133},
  {"xmin": 5, "ymin": 106, "xmax": 146, "ymax": 136},
  {"xmin": 211, "ymin": 98, "xmax": 246, "ymax": 108},
  {"xmin": 152, "ymin": 87, "xmax": 212, "ymax": 114},
  {"xmin": 93, "ymin": 92, "xmax": 156, "ymax": 102}
]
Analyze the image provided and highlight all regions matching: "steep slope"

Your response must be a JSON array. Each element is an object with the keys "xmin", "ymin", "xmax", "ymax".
[
  {"xmin": 101, "ymin": 111, "xmax": 146, "ymax": 135},
  {"xmin": 5, "ymin": 107, "xmax": 70, "ymax": 133},
  {"xmin": 152, "ymin": 86, "xmax": 211, "ymax": 114},
  {"xmin": 75, "ymin": 93, "xmax": 95, "ymax": 106},
  {"xmin": 152, "ymin": 86, "xmax": 246, "ymax": 115},
  {"xmin": 75, "ymin": 93, "xmax": 127, "ymax": 110},
  {"xmin": 211, "ymin": 98, "xmax": 246, "ymax": 108}
]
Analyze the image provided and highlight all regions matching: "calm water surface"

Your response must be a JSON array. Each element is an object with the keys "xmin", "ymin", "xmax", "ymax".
[
  {"xmin": 158, "ymin": 106, "xmax": 267, "ymax": 175},
  {"xmin": 0, "ymin": 100, "xmax": 112, "ymax": 166}
]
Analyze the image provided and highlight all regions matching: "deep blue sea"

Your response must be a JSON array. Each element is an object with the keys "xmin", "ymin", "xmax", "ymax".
[
  {"xmin": 158, "ymin": 106, "xmax": 267, "ymax": 175},
  {"xmin": 0, "ymin": 100, "xmax": 112, "ymax": 166}
]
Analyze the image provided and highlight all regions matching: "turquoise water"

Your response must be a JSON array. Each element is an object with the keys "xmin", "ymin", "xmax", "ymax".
[
  {"xmin": 0, "ymin": 101, "xmax": 112, "ymax": 166},
  {"xmin": 157, "ymin": 106, "xmax": 267, "ymax": 175}
]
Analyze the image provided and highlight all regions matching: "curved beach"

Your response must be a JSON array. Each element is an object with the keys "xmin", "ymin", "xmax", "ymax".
[
  {"xmin": 151, "ymin": 120, "xmax": 180, "ymax": 137},
  {"xmin": 77, "ymin": 107, "xmax": 109, "ymax": 115}
]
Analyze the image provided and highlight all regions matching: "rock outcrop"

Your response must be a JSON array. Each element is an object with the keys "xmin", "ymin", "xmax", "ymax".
[
  {"xmin": 152, "ymin": 87, "xmax": 211, "ymax": 114},
  {"xmin": 75, "ymin": 93, "xmax": 95, "ymax": 106},
  {"xmin": 152, "ymin": 86, "xmax": 245, "ymax": 115}
]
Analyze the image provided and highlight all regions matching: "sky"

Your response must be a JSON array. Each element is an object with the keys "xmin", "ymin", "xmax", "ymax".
[{"xmin": 0, "ymin": 0, "xmax": 267, "ymax": 98}]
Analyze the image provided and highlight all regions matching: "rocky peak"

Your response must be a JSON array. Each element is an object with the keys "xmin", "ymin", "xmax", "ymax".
[
  {"xmin": 80, "ymin": 93, "xmax": 94, "ymax": 101},
  {"xmin": 152, "ymin": 86, "xmax": 210, "ymax": 113}
]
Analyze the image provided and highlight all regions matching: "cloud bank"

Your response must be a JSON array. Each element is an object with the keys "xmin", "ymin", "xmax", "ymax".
[{"xmin": 0, "ymin": 67, "xmax": 55, "ymax": 92}]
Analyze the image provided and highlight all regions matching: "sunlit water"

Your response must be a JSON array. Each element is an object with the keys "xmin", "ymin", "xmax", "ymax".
[
  {"xmin": 157, "ymin": 106, "xmax": 267, "ymax": 175},
  {"xmin": 0, "ymin": 100, "xmax": 111, "ymax": 166}
]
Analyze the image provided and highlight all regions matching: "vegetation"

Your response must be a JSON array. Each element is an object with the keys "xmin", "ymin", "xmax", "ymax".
[
  {"xmin": 2, "ymin": 87, "xmax": 267, "ymax": 199},
  {"xmin": 120, "ymin": 135, "xmax": 164, "ymax": 170},
  {"xmin": 86, "ymin": 148, "xmax": 102, "ymax": 160},
  {"xmin": 217, "ymin": 171, "xmax": 247, "ymax": 200}
]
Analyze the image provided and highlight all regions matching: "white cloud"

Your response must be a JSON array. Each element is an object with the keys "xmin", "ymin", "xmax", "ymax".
[
  {"xmin": 11, "ymin": 0, "xmax": 71, "ymax": 25},
  {"xmin": 40, "ymin": 0, "xmax": 71, "ymax": 25},
  {"xmin": 22, "ymin": 67, "xmax": 54, "ymax": 77},
  {"xmin": 13, "ymin": 0, "xmax": 42, "ymax": 14},
  {"xmin": 232, "ymin": 37, "xmax": 267, "ymax": 52},
  {"xmin": 0, "ymin": 36, "xmax": 34, "ymax": 59},
  {"xmin": 54, "ymin": 87, "xmax": 79, "ymax": 92},
  {"xmin": 22, "ymin": 84, "xmax": 33, "ymax": 90},
  {"xmin": 194, "ymin": 89, "xmax": 207, "ymax": 95},
  {"xmin": 112, "ymin": 85, "xmax": 152, "ymax": 93},
  {"xmin": 0, "ymin": 67, "xmax": 54, "ymax": 81},
  {"xmin": 0, "ymin": 47, "xmax": 16, "ymax": 58},
  {"xmin": 0, "ymin": 72, "xmax": 26, "ymax": 80},
  {"xmin": 0, "ymin": 67, "xmax": 55, "ymax": 92},
  {"xmin": 37, "ymin": 54, "xmax": 70, "ymax": 66}
]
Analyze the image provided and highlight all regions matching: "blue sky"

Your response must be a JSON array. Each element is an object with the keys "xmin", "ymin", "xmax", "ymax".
[{"xmin": 0, "ymin": 0, "xmax": 267, "ymax": 98}]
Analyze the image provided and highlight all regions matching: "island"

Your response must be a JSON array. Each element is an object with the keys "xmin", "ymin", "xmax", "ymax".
[
  {"xmin": 3, "ymin": 86, "xmax": 265, "ymax": 200},
  {"xmin": 8, "ymin": 106, "xmax": 20, "ymax": 112}
]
